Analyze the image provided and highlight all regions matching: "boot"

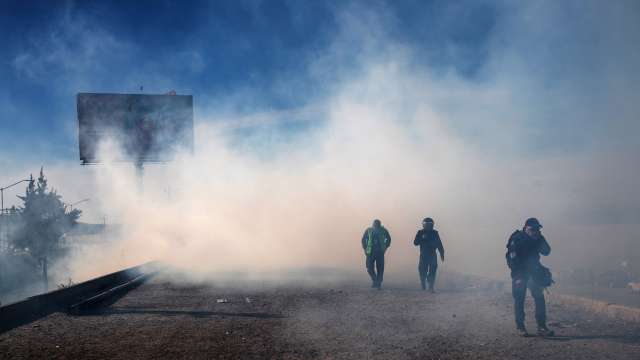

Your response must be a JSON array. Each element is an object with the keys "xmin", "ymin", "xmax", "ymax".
[
  {"xmin": 516, "ymin": 325, "xmax": 529, "ymax": 337},
  {"xmin": 537, "ymin": 326, "xmax": 555, "ymax": 337}
]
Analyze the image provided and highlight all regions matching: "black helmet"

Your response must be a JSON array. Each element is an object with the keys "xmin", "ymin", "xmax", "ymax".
[
  {"xmin": 524, "ymin": 217, "xmax": 542, "ymax": 228},
  {"xmin": 422, "ymin": 217, "xmax": 434, "ymax": 224},
  {"xmin": 373, "ymin": 219, "xmax": 381, "ymax": 227}
]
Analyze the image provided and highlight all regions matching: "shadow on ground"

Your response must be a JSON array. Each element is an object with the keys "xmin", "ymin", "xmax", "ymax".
[{"xmin": 75, "ymin": 308, "xmax": 286, "ymax": 319}]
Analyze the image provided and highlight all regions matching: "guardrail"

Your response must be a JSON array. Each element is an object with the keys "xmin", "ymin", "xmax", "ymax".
[{"xmin": 0, "ymin": 261, "xmax": 160, "ymax": 333}]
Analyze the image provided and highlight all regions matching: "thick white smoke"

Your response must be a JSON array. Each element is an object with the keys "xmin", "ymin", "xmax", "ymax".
[{"xmin": 2, "ymin": 1, "xmax": 639, "ymax": 285}]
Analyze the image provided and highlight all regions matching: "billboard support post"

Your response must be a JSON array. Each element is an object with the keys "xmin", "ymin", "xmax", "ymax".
[{"xmin": 135, "ymin": 161, "xmax": 144, "ymax": 194}]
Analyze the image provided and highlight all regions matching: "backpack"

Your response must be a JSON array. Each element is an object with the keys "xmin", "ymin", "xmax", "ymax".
[
  {"xmin": 532, "ymin": 263, "xmax": 555, "ymax": 288},
  {"xmin": 505, "ymin": 231, "xmax": 519, "ymax": 269}
]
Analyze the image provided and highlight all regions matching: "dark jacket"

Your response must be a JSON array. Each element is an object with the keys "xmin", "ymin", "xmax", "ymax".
[
  {"xmin": 414, "ymin": 229, "xmax": 444, "ymax": 263},
  {"xmin": 362, "ymin": 226, "xmax": 391, "ymax": 256},
  {"xmin": 506, "ymin": 230, "xmax": 551, "ymax": 277}
]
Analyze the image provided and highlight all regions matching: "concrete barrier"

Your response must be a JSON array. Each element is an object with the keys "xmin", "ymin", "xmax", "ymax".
[
  {"xmin": 68, "ymin": 272, "xmax": 153, "ymax": 313},
  {"xmin": 0, "ymin": 261, "xmax": 160, "ymax": 333}
]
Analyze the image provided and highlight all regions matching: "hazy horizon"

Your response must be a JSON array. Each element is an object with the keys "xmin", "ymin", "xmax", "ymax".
[{"xmin": 1, "ymin": 1, "xmax": 639, "ymax": 283}]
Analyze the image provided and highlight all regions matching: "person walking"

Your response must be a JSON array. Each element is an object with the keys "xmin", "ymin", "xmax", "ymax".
[
  {"xmin": 361, "ymin": 219, "xmax": 391, "ymax": 289},
  {"xmin": 506, "ymin": 217, "xmax": 554, "ymax": 337},
  {"xmin": 413, "ymin": 217, "xmax": 444, "ymax": 292}
]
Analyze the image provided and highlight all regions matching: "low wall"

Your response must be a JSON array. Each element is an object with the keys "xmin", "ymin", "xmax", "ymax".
[{"xmin": 0, "ymin": 261, "xmax": 159, "ymax": 333}]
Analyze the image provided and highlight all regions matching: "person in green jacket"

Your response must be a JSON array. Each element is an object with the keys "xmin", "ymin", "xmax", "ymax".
[{"xmin": 361, "ymin": 219, "xmax": 391, "ymax": 289}]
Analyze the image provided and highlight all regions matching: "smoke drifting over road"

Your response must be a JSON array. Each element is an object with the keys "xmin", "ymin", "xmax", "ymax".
[{"xmin": 3, "ymin": 1, "xmax": 639, "ymax": 284}]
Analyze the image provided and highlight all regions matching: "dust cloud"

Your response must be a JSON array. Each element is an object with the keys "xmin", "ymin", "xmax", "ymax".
[
  {"xmin": 63, "ymin": 60, "xmax": 638, "ymax": 283},
  {"xmin": 4, "ymin": 1, "xmax": 640, "ymax": 286}
]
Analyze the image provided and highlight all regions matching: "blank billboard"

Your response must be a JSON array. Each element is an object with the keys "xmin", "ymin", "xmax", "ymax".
[{"xmin": 77, "ymin": 93, "xmax": 193, "ymax": 164}]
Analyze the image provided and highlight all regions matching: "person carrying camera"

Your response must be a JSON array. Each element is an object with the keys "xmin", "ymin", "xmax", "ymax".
[{"xmin": 506, "ymin": 217, "xmax": 554, "ymax": 337}]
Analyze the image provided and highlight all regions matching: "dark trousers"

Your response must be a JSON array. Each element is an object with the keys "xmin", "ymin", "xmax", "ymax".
[
  {"xmin": 418, "ymin": 257, "xmax": 437, "ymax": 290},
  {"xmin": 512, "ymin": 275, "xmax": 546, "ymax": 328},
  {"xmin": 366, "ymin": 253, "xmax": 385, "ymax": 285}
]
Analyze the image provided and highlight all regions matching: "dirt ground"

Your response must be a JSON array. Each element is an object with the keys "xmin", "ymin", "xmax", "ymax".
[
  {"xmin": 556, "ymin": 285, "xmax": 640, "ymax": 309},
  {"xmin": 1, "ymin": 272, "xmax": 640, "ymax": 359}
]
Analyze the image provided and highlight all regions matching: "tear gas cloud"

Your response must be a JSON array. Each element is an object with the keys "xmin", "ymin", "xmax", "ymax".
[{"xmin": 2, "ymin": 1, "xmax": 639, "ymax": 283}]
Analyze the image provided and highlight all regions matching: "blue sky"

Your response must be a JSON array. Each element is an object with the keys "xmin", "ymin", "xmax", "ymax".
[
  {"xmin": 0, "ymin": 0, "xmax": 501, "ymax": 162},
  {"xmin": 1, "ymin": 0, "xmax": 639, "ymax": 272},
  {"xmin": 1, "ymin": 0, "xmax": 639, "ymax": 164}
]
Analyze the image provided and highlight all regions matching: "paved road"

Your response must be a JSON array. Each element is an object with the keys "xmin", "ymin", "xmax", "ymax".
[{"xmin": 1, "ymin": 273, "xmax": 639, "ymax": 359}]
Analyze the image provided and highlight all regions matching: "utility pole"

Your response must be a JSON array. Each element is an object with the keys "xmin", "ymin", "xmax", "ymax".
[
  {"xmin": 0, "ymin": 179, "xmax": 30, "ymax": 252},
  {"xmin": 1, "ymin": 179, "xmax": 30, "ymax": 215},
  {"xmin": 66, "ymin": 198, "xmax": 90, "ymax": 211}
]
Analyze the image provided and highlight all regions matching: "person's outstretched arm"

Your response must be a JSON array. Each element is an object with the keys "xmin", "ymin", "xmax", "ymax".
[
  {"xmin": 437, "ymin": 232, "xmax": 445, "ymax": 261},
  {"xmin": 384, "ymin": 228, "xmax": 391, "ymax": 248},
  {"xmin": 414, "ymin": 231, "xmax": 421, "ymax": 246}
]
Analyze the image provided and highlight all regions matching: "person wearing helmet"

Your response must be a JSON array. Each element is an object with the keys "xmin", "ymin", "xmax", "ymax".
[
  {"xmin": 506, "ymin": 218, "xmax": 554, "ymax": 337},
  {"xmin": 413, "ymin": 217, "xmax": 444, "ymax": 292},
  {"xmin": 361, "ymin": 219, "xmax": 391, "ymax": 289}
]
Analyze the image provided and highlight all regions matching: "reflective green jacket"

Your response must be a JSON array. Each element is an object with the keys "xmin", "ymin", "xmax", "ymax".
[{"xmin": 361, "ymin": 226, "xmax": 391, "ymax": 255}]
